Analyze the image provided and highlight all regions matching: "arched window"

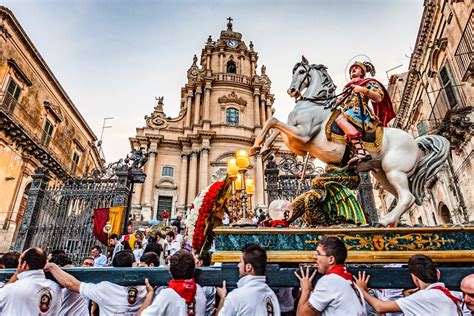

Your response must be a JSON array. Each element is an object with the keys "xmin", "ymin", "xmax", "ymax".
[
  {"xmin": 227, "ymin": 60, "xmax": 237, "ymax": 74},
  {"xmin": 226, "ymin": 108, "xmax": 239, "ymax": 126}
]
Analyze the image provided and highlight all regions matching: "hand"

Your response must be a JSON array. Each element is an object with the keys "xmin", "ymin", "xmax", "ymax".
[
  {"xmin": 353, "ymin": 271, "xmax": 370, "ymax": 291},
  {"xmin": 294, "ymin": 266, "xmax": 317, "ymax": 293},
  {"xmin": 352, "ymin": 85, "xmax": 368, "ymax": 95},
  {"xmin": 402, "ymin": 288, "xmax": 419, "ymax": 297},
  {"xmin": 216, "ymin": 280, "xmax": 227, "ymax": 299},
  {"xmin": 144, "ymin": 278, "xmax": 154, "ymax": 294}
]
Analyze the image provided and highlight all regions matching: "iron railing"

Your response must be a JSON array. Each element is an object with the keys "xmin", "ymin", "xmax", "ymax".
[
  {"xmin": 264, "ymin": 155, "xmax": 324, "ymax": 204},
  {"xmin": 428, "ymin": 84, "xmax": 465, "ymax": 130},
  {"xmin": 455, "ymin": 11, "xmax": 473, "ymax": 82}
]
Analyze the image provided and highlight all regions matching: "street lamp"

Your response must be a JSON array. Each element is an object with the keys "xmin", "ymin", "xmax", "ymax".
[{"xmin": 232, "ymin": 150, "xmax": 255, "ymax": 227}]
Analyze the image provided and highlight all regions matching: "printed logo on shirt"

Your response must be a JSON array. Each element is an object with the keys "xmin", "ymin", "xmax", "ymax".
[
  {"xmin": 186, "ymin": 299, "xmax": 196, "ymax": 316},
  {"xmin": 127, "ymin": 286, "xmax": 139, "ymax": 305},
  {"xmin": 39, "ymin": 288, "xmax": 52, "ymax": 313},
  {"xmin": 265, "ymin": 297, "xmax": 274, "ymax": 316}
]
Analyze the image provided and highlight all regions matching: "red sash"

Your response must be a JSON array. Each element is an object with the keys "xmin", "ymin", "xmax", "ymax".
[
  {"xmin": 431, "ymin": 285, "xmax": 460, "ymax": 306},
  {"xmin": 168, "ymin": 278, "xmax": 197, "ymax": 315},
  {"xmin": 327, "ymin": 265, "xmax": 364, "ymax": 306},
  {"xmin": 326, "ymin": 264, "xmax": 353, "ymax": 282}
]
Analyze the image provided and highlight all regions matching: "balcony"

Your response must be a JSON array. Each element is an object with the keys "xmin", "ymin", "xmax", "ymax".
[
  {"xmin": 0, "ymin": 92, "xmax": 72, "ymax": 178},
  {"xmin": 214, "ymin": 73, "xmax": 251, "ymax": 86},
  {"xmin": 455, "ymin": 11, "xmax": 473, "ymax": 82}
]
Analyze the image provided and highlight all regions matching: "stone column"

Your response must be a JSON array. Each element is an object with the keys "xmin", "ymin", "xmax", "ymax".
[
  {"xmin": 187, "ymin": 151, "xmax": 199, "ymax": 206},
  {"xmin": 206, "ymin": 54, "xmax": 211, "ymax": 70},
  {"xmin": 199, "ymin": 147, "xmax": 210, "ymax": 191},
  {"xmin": 185, "ymin": 91, "xmax": 193, "ymax": 127},
  {"xmin": 142, "ymin": 148, "xmax": 157, "ymax": 219},
  {"xmin": 260, "ymin": 97, "xmax": 266, "ymax": 126},
  {"xmin": 203, "ymin": 84, "xmax": 211, "ymax": 121},
  {"xmin": 193, "ymin": 87, "xmax": 202, "ymax": 125},
  {"xmin": 255, "ymin": 154, "xmax": 265, "ymax": 208},
  {"xmin": 239, "ymin": 55, "xmax": 244, "ymax": 75},
  {"xmin": 253, "ymin": 90, "xmax": 261, "ymax": 128},
  {"xmin": 219, "ymin": 50, "xmax": 224, "ymax": 73},
  {"xmin": 266, "ymin": 104, "xmax": 273, "ymax": 120},
  {"xmin": 178, "ymin": 153, "xmax": 189, "ymax": 209}
]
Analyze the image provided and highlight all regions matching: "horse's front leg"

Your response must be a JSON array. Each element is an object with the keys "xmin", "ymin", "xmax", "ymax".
[{"xmin": 249, "ymin": 118, "xmax": 280, "ymax": 156}]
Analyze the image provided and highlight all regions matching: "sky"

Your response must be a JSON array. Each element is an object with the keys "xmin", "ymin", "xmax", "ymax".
[{"xmin": 2, "ymin": 0, "xmax": 424, "ymax": 163}]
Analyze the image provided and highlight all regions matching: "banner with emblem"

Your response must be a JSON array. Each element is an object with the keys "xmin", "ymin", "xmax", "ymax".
[{"xmin": 93, "ymin": 206, "xmax": 126, "ymax": 245}]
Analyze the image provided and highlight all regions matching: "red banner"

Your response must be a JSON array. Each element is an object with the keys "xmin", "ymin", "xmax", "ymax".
[{"xmin": 93, "ymin": 208, "xmax": 110, "ymax": 246}]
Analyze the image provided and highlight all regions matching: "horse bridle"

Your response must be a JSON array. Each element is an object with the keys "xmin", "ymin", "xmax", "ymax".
[{"xmin": 295, "ymin": 64, "xmax": 353, "ymax": 109}]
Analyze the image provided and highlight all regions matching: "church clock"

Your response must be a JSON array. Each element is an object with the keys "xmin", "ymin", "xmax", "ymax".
[{"xmin": 226, "ymin": 39, "xmax": 238, "ymax": 48}]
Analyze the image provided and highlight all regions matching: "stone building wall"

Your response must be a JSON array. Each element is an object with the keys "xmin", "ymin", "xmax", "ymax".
[{"xmin": 0, "ymin": 6, "xmax": 103, "ymax": 251}]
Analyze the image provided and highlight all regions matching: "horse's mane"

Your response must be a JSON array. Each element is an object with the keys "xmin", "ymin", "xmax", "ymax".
[{"xmin": 293, "ymin": 62, "xmax": 337, "ymax": 104}]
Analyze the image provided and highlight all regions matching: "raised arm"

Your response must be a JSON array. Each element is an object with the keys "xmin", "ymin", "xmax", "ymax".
[
  {"xmin": 44, "ymin": 262, "xmax": 81, "ymax": 293},
  {"xmin": 353, "ymin": 271, "xmax": 401, "ymax": 314}
]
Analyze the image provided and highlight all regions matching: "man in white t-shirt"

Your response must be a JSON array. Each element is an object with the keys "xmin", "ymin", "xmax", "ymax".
[
  {"xmin": 0, "ymin": 247, "xmax": 63, "ymax": 316},
  {"xmin": 354, "ymin": 254, "xmax": 461, "ymax": 315},
  {"xmin": 166, "ymin": 231, "xmax": 180, "ymax": 258},
  {"xmin": 295, "ymin": 236, "xmax": 366, "ymax": 316},
  {"xmin": 138, "ymin": 249, "xmax": 206, "ymax": 315},
  {"xmin": 216, "ymin": 243, "xmax": 281, "ymax": 316},
  {"xmin": 45, "ymin": 250, "xmax": 146, "ymax": 316}
]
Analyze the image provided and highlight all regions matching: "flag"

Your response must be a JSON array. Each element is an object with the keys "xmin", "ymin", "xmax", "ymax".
[
  {"xmin": 93, "ymin": 208, "xmax": 109, "ymax": 246},
  {"xmin": 92, "ymin": 206, "xmax": 126, "ymax": 246}
]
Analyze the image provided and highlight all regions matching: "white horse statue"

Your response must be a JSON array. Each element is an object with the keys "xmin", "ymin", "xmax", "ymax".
[{"xmin": 250, "ymin": 56, "xmax": 450, "ymax": 226}]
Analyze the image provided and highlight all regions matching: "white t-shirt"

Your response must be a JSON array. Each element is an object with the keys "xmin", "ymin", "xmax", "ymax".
[
  {"xmin": 396, "ymin": 282, "xmax": 460, "ymax": 316},
  {"xmin": 0, "ymin": 270, "xmax": 63, "ymax": 316},
  {"xmin": 168, "ymin": 240, "xmax": 181, "ymax": 257},
  {"xmin": 219, "ymin": 275, "xmax": 281, "ymax": 316},
  {"xmin": 80, "ymin": 281, "xmax": 146, "ymax": 316},
  {"xmin": 308, "ymin": 273, "xmax": 366, "ymax": 316},
  {"xmin": 59, "ymin": 288, "xmax": 89, "ymax": 316},
  {"xmin": 141, "ymin": 284, "xmax": 206, "ymax": 316}
]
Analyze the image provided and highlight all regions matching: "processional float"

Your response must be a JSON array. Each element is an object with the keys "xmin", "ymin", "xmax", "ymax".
[{"xmin": 185, "ymin": 56, "xmax": 473, "ymax": 265}]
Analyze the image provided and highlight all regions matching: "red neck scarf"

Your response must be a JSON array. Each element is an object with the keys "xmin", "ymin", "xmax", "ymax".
[
  {"xmin": 431, "ymin": 285, "xmax": 460, "ymax": 306},
  {"xmin": 168, "ymin": 278, "xmax": 197, "ymax": 305},
  {"xmin": 326, "ymin": 264, "xmax": 353, "ymax": 283}
]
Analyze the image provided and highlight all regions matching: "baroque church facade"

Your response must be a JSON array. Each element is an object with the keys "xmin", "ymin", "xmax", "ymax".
[{"xmin": 130, "ymin": 19, "xmax": 277, "ymax": 220}]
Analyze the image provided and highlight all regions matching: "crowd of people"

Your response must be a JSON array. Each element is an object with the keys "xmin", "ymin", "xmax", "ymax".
[{"xmin": 0, "ymin": 234, "xmax": 473, "ymax": 316}]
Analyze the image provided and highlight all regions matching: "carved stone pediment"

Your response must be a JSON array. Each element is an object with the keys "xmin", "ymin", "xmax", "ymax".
[
  {"xmin": 218, "ymin": 91, "xmax": 247, "ymax": 106},
  {"xmin": 44, "ymin": 101, "xmax": 63, "ymax": 123}
]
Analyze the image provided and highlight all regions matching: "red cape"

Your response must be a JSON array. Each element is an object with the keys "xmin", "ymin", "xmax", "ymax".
[{"xmin": 344, "ymin": 78, "xmax": 396, "ymax": 127}]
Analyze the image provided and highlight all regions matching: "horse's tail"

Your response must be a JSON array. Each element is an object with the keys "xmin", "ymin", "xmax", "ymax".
[{"xmin": 409, "ymin": 135, "xmax": 450, "ymax": 205}]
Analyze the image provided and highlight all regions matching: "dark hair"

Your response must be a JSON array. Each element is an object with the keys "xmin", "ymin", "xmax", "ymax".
[
  {"xmin": 134, "ymin": 240, "xmax": 142, "ymax": 248},
  {"xmin": 318, "ymin": 236, "xmax": 347, "ymax": 265},
  {"xmin": 1, "ymin": 251, "xmax": 20, "ymax": 268},
  {"xmin": 23, "ymin": 248, "xmax": 47, "ymax": 270},
  {"xmin": 155, "ymin": 231, "xmax": 163, "ymax": 239},
  {"xmin": 149, "ymin": 235, "xmax": 157, "ymax": 243},
  {"xmin": 83, "ymin": 256, "xmax": 94, "ymax": 262},
  {"xmin": 112, "ymin": 250, "xmax": 134, "ymax": 267},
  {"xmin": 166, "ymin": 231, "xmax": 174, "ymax": 239},
  {"xmin": 49, "ymin": 254, "xmax": 73, "ymax": 267},
  {"xmin": 122, "ymin": 240, "xmax": 132, "ymax": 250},
  {"xmin": 91, "ymin": 245, "xmax": 101, "ymax": 253},
  {"xmin": 49, "ymin": 249, "xmax": 66, "ymax": 258},
  {"xmin": 408, "ymin": 254, "xmax": 438, "ymax": 283},
  {"xmin": 140, "ymin": 252, "xmax": 160, "ymax": 267},
  {"xmin": 241, "ymin": 243, "xmax": 267, "ymax": 276},
  {"xmin": 169, "ymin": 250, "xmax": 195, "ymax": 279},
  {"xmin": 109, "ymin": 234, "xmax": 118, "ymax": 240},
  {"xmin": 196, "ymin": 252, "xmax": 212, "ymax": 267}
]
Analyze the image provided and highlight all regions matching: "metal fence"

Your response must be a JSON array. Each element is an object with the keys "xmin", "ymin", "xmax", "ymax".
[
  {"xmin": 13, "ymin": 150, "xmax": 147, "ymax": 262},
  {"xmin": 264, "ymin": 154, "xmax": 324, "ymax": 204}
]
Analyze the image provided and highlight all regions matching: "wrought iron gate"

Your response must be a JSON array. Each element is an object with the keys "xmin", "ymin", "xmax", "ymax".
[
  {"xmin": 13, "ymin": 150, "xmax": 147, "ymax": 263},
  {"xmin": 264, "ymin": 154, "xmax": 324, "ymax": 204}
]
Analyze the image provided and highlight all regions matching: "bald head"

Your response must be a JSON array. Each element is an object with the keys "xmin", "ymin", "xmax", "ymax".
[{"xmin": 461, "ymin": 274, "xmax": 474, "ymax": 312}]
